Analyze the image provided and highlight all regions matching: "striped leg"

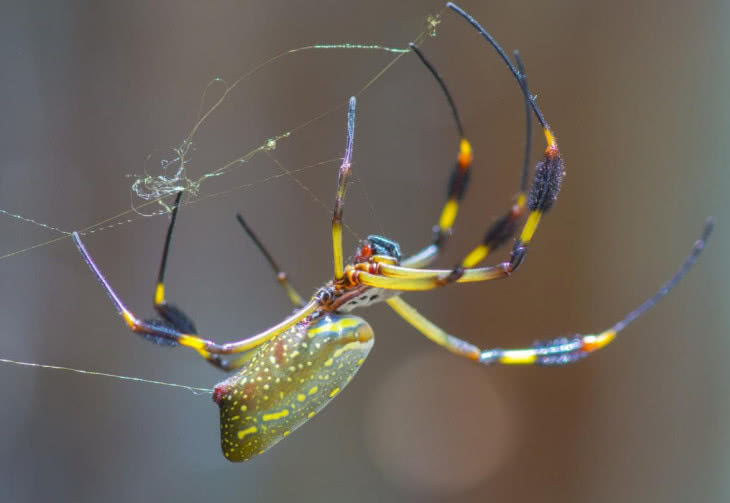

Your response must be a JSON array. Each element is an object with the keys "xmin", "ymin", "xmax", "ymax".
[
  {"xmin": 440, "ymin": 44, "xmax": 564, "ymax": 281},
  {"xmin": 352, "ymin": 132, "xmax": 564, "ymax": 292},
  {"xmin": 150, "ymin": 192, "xmax": 199, "ymax": 341},
  {"xmin": 386, "ymin": 297, "xmax": 480, "ymax": 359},
  {"xmin": 412, "ymin": 3, "xmax": 568, "ymax": 282},
  {"xmin": 145, "ymin": 192, "xmax": 255, "ymax": 371},
  {"xmin": 236, "ymin": 213, "xmax": 305, "ymax": 308},
  {"xmin": 331, "ymin": 97, "xmax": 357, "ymax": 281},
  {"xmin": 352, "ymin": 263, "xmax": 508, "ymax": 291},
  {"xmin": 401, "ymin": 44, "xmax": 472, "ymax": 268},
  {"xmin": 388, "ymin": 219, "xmax": 713, "ymax": 365},
  {"xmin": 73, "ymin": 232, "xmax": 318, "ymax": 370},
  {"xmin": 402, "ymin": 44, "xmax": 534, "ymax": 270},
  {"xmin": 460, "ymin": 51, "xmax": 533, "ymax": 269}
]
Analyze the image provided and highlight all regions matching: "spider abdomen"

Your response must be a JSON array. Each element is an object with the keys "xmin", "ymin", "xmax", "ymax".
[{"xmin": 213, "ymin": 313, "xmax": 374, "ymax": 462}]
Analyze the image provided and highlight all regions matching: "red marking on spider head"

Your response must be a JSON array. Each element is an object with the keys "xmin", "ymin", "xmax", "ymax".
[{"xmin": 354, "ymin": 243, "xmax": 373, "ymax": 263}]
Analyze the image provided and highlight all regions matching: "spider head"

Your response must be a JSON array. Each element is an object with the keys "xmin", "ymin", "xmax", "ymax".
[{"xmin": 354, "ymin": 235, "xmax": 401, "ymax": 264}]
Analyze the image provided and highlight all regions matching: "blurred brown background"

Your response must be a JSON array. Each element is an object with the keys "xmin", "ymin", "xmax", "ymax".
[{"xmin": 0, "ymin": 1, "xmax": 728, "ymax": 502}]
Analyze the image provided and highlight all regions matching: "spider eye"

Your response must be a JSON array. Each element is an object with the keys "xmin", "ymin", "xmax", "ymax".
[{"xmin": 360, "ymin": 244, "xmax": 373, "ymax": 258}]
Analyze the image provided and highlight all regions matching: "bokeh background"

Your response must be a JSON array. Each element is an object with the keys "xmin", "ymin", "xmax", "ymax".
[{"xmin": 0, "ymin": 1, "xmax": 728, "ymax": 502}]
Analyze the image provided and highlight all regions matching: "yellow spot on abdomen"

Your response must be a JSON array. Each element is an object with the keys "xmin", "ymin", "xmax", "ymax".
[
  {"xmin": 324, "ymin": 358, "xmax": 334, "ymax": 367},
  {"xmin": 307, "ymin": 318, "xmax": 362, "ymax": 338},
  {"xmin": 297, "ymin": 394, "xmax": 306, "ymax": 402},
  {"xmin": 308, "ymin": 386, "xmax": 319, "ymax": 395},
  {"xmin": 237, "ymin": 426, "xmax": 257, "ymax": 440},
  {"xmin": 329, "ymin": 387, "xmax": 341, "ymax": 398},
  {"xmin": 262, "ymin": 409, "xmax": 290, "ymax": 422},
  {"xmin": 332, "ymin": 341, "xmax": 365, "ymax": 359}
]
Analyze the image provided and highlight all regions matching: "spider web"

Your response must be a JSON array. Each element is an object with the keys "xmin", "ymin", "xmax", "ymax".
[
  {"xmin": 0, "ymin": 13, "xmax": 442, "ymax": 261},
  {"xmin": 0, "ymin": 9, "xmax": 444, "ymax": 393}
]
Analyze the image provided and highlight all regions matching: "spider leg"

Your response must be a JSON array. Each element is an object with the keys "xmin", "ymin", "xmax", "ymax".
[
  {"xmin": 401, "ymin": 45, "xmax": 473, "ymax": 268},
  {"xmin": 236, "ymin": 213, "xmax": 305, "ymax": 308},
  {"xmin": 353, "ymin": 263, "xmax": 508, "ymax": 291},
  {"xmin": 331, "ymin": 97, "xmax": 357, "ymax": 281},
  {"xmin": 354, "ymin": 136, "xmax": 563, "ymax": 292},
  {"xmin": 144, "ymin": 193, "xmax": 263, "ymax": 371},
  {"xmin": 402, "ymin": 48, "xmax": 533, "ymax": 269},
  {"xmin": 403, "ymin": 6, "xmax": 569, "ymax": 287},
  {"xmin": 150, "ymin": 192, "xmax": 198, "ymax": 337},
  {"xmin": 388, "ymin": 295, "xmax": 607, "ymax": 365},
  {"xmin": 386, "ymin": 297, "xmax": 480, "ymax": 359},
  {"xmin": 401, "ymin": 136, "xmax": 473, "ymax": 269},
  {"xmin": 406, "ymin": 49, "xmax": 559, "ymax": 281},
  {"xmin": 388, "ymin": 218, "xmax": 712, "ymax": 365},
  {"xmin": 460, "ymin": 51, "xmax": 534, "ymax": 269},
  {"xmin": 72, "ymin": 232, "xmax": 319, "ymax": 370},
  {"xmin": 449, "ymin": 128, "xmax": 562, "ymax": 283}
]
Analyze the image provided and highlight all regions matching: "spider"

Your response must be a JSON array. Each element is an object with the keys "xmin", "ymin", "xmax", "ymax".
[{"xmin": 72, "ymin": 2, "xmax": 713, "ymax": 462}]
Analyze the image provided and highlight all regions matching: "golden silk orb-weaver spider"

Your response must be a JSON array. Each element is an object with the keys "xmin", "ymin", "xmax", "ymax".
[{"xmin": 72, "ymin": 3, "xmax": 714, "ymax": 462}]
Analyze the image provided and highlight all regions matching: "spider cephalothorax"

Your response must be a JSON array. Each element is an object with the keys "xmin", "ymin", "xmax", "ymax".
[{"xmin": 353, "ymin": 235, "xmax": 402, "ymax": 264}]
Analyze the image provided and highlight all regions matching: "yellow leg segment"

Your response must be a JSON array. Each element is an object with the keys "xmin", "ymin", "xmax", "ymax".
[
  {"xmin": 519, "ymin": 210, "xmax": 542, "ymax": 244},
  {"xmin": 154, "ymin": 283, "xmax": 165, "ymax": 306},
  {"xmin": 459, "ymin": 191, "xmax": 527, "ymax": 269},
  {"xmin": 461, "ymin": 245, "xmax": 489, "ymax": 269},
  {"xmin": 388, "ymin": 294, "xmax": 621, "ymax": 367},
  {"xmin": 356, "ymin": 265, "xmax": 508, "ymax": 291},
  {"xmin": 332, "ymin": 221, "xmax": 345, "ymax": 280},
  {"xmin": 220, "ymin": 300, "xmax": 319, "ymax": 353},
  {"xmin": 437, "ymin": 138, "xmax": 473, "ymax": 233},
  {"xmin": 386, "ymin": 297, "xmax": 480, "ymax": 359},
  {"xmin": 401, "ymin": 139, "xmax": 474, "ymax": 268},
  {"xmin": 278, "ymin": 275, "xmax": 305, "ymax": 308}
]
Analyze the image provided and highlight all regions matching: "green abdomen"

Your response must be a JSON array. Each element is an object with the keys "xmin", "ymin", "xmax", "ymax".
[{"xmin": 213, "ymin": 314, "xmax": 374, "ymax": 462}]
